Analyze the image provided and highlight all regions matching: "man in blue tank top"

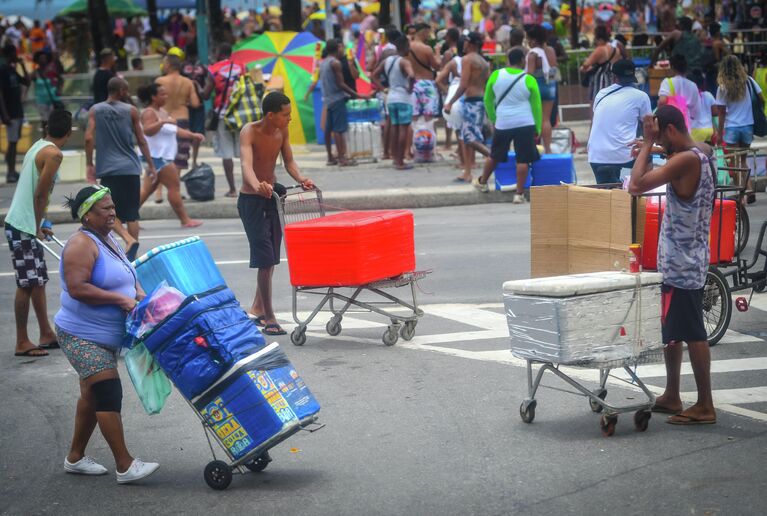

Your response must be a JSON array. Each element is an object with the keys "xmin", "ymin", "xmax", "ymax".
[
  {"xmin": 628, "ymin": 105, "xmax": 717, "ymax": 426},
  {"xmin": 4, "ymin": 110, "xmax": 72, "ymax": 357}
]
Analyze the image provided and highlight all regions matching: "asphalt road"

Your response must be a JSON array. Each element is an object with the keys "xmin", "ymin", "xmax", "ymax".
[{"xmin": 1, "ymin": 202, "xmax": 766, "ymax": 515}]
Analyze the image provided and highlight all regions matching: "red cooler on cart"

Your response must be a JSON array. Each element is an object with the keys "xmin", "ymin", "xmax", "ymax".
[
  {"xmin": 642, "ymin": 198, "xmax": 737, "ymax": 270},
  {"xmin": 284, "ymin": 210, "xmax": 415, "ymax": 286}
]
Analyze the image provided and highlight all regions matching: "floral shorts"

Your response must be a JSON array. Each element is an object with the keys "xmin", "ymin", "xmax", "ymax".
[
  {"xmin": 460, "ymin": 98, "xmax": 485, "ymax": 144},
  {"xmin": 56, "ymin": 326, "xmax": 119, "ymax": 380}
]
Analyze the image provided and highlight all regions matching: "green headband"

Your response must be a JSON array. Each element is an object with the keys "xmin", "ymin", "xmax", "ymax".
[{"xmin": 78, "ymin": 186, "xmax": 111, "ymax": 220}]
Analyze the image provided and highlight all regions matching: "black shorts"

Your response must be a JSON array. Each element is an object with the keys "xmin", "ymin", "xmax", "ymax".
[
  {"xmin": 99, "ymin": 175, "xmax": 141, "ymax": 222},
  {"xmin": 491, "ymin": 125, "xmax": 540, "ymax": 164},
  {"xmin": 189, "ymin": 106, "xmax": 206, "ymax": 134},
  {"xmin": 661, "ymin": 284, "xmax": 707, "ymax": 344},
  {"xmin": 238, "ymin": 193, "xmax": 282, "ymax": 269},
  {"xmin": 5, "ymin": 223, "xmax": 48, "ymax": 288}
]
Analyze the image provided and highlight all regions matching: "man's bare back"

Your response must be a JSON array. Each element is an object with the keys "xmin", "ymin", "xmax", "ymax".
[
  {"xmin": 240, "ymin": 119, "xmax": 286, "ymax": 195},
  {"xmin": 463, "ymin": 53, "xmax": 489, "ymax": 98},
  {"xmin": 408, "ymin": 40, "xmax": 437, "ymax": 81},
  {"xmin": 155, "ymin": 73, "xmax": 198, "ymax": 120}
]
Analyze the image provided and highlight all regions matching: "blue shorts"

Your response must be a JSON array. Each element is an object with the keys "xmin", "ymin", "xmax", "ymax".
[
  {"xmin": 326, "ymin": 100, "xmax": 349, "ymax": 134},
  {"xmin": 536, "ymin": 77, "xmax": 557, "ymax": 102},
  {"xmin": 460, "ymin": 98, "xmax": 485, "ymax": 143},
  {"xmin": 723, "ymin": 125, "xmax": 754, "ymax": 146},
  {"xmin": 142, "ymin": 156, "xmax": 172, "ymax": 171},
  {"xmin": 388, "ymin": 102, "xmax": 413, "ymax": 126}
]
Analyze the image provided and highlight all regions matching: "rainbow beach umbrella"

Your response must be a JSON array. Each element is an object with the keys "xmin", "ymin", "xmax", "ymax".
[{"xmin": 232, "ymin": 32, "xmax": 320, "ymax": 145}]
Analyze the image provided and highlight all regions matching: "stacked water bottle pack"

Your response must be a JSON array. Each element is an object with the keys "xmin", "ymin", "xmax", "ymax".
[{"xmin": 346, "ymin": 98, "xmax": 382, "ymax": 161}]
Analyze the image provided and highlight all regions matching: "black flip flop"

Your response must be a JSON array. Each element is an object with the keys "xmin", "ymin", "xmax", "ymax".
[
  {"xmin": 126, "ymin": 242, "xmax": 140, "ymax": 262},
  {"xmin": 262, "ymin": 323, "xmax": 287, "ymax": 336},
  {"xmin": 247, "ymin": 313, "xmax": 266, "ymax": 327},
  {"xmin": 40, "ymin": 340, "xmax": 60, "ymax": 349},
  {"xmin": 15, "ymin": 347, "xmax": 49, "ymax": 357}
]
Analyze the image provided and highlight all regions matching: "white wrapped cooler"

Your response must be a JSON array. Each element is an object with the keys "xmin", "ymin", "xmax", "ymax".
[{"xmin": 503, "ymin": 272, "xmax": 664, "ymax": 364}]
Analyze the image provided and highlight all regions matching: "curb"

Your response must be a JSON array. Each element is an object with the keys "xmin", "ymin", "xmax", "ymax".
[{"xmin": 0, "ymin": 186, "xmax": 521, "ymax": 225}]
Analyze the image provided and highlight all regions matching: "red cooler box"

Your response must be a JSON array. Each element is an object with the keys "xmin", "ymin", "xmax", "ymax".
[
  {"xmin": 642, "ymin": 199, "xmax": 737, "ymax": 270},
  {"xmin": 285, "ymin": 210, "xmax": 415, "ymax": 286}
]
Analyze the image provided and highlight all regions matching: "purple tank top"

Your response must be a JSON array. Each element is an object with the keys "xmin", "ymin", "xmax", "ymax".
[{"xmin": 54, "ymin": 230, "xmax": 137, "ymax": 349}]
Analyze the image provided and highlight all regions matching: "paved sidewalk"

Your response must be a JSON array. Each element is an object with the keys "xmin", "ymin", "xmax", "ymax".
[{"xmin": 1, "ymin": 121, "xmax": 765, "ymax": 224}]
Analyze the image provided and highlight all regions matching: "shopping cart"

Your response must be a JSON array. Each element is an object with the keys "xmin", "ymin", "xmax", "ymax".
[
  {"xmin": 276, "ymin": 186, "xmax": 430, "ymax": 347},
  {"xmin": 505, "ymin": 272, "xmax": 664, "ymax": 437}
]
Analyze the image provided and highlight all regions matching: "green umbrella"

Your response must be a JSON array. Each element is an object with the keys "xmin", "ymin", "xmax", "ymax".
[{"xmin": 58, "ymin": 0, "xmax": 148, "ymax": 18}]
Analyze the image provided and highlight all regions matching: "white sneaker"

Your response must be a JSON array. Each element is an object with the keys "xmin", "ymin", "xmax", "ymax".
[
  {"xmin": 64, "ymin": 456, "xmax": 108, "ymax": 476},
  {"xmin": 512, "ymin": 193, "xmax": 526, "ymax": 204},
  {"xmin": 472, "ymin": 177, "xmax": 489, "ymax": 193},
  {"xmin": 116, "ymin": 458, "xmax": 160, "ymax": 484}
]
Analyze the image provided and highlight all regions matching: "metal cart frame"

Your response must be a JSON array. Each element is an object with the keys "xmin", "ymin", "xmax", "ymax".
[{"xmin": 276, "ymin": 186, "xmax": 429, "ymax": 346}]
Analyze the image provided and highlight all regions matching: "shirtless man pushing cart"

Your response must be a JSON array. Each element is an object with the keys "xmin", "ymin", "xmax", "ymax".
[{"xmin": 239, "ymin": 92, "xmax": 314, "ymax": 337}]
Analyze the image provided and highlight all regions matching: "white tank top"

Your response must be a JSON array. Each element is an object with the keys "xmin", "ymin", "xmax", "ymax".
[
  {"xmin": 525, "ymin": 47, "xmax": 551, "ymax": 78},
  {"xmin": 449, "ymin": 55, "xmax": 462, "ymax": 87},
  {"xmin": 143, "ymin": 107, "xmax": 178, "ymax": 161}
]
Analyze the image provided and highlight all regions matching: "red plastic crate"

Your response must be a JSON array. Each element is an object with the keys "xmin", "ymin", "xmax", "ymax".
[
  {"xmin": 284, "ymin": 210, "xmax": 416, "ymax": 287},
  {"xmin": 642, "ymin": 199, "xmax": 736, "ymax": 270}
]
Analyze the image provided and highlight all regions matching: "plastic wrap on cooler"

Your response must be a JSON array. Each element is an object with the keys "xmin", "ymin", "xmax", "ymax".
[{"xmin": 503, "ymin": 272, "xmax": 664, "ymax": 364}]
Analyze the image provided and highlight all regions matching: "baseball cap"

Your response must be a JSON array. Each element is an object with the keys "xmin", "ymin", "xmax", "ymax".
[
  {"xmin": 167, "ymin": 46, "xmax": 186, "ymax": 60},
  {"xmin": 612, "ymin": 59, "xmax": 636, "ymax": 81},
  {"xmin": 542, "ymin": 22, "xmax": 553, "ymax": 30},
  {"xmin": 466, "ymin": 31, "xmax": 483, "ymax": 48},
  {"xmin": 99, "ymin": 47, "xmax": 114, "ymax": 57}
]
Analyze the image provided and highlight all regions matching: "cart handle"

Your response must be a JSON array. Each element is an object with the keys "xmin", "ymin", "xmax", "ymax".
[{"xmin": 35, "ymin": 235, "xmax": 65, "ymax": 261}]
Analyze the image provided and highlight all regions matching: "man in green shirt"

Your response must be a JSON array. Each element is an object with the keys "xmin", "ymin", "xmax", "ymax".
[
  {"xmin": 4, "ymin": 110, "xmax": 72, "ymax": 357},
  {"xmin": 474, "ymin": 47, "xmax": 542, "ymax": 203}
]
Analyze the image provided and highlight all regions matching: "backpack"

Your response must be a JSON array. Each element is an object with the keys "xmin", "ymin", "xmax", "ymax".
[
  {"xmin": 224, "ymin": 74, "xmax": 264, "ymax": 132},
  {"xmin": 664, "ymin": 78, "xmax": 691, "ymax": 130}
]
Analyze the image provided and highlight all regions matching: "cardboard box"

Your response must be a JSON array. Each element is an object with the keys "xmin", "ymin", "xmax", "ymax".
[
  {"xmin": 530, "ymin": 185, "xmax": 645, "ymax": 277},
  {"xmin": 648, "ymin": 67, "xmax": 674, "ymax": 96}
]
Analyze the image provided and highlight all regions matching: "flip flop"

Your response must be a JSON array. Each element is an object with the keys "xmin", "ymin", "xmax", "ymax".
[
  {"xmin": 224, "ymin": 191, "xmax": 238, "ymax": 198},
  {"xmin": 651, "ymin": 405, "xmax": 682, "ymax": 415},
  {"xmin": 395, "ymin": 164, "xmax": 414, "ymax": 170},
  {"xmin": 452, "ymin": 177, "xmax": 470, "ymax": 183},
  {"xmin": 262, "ymin": 323, "xmax": 287, "ymax": 336},
  {"xmin": 247, "ymin": 313, "xmax": 266, "ymax": 327},
  {"xmin": 15, "ymin": 347, "xmax": 49, "ymax": 357},
  {"xmin": 339, "ymin": 160, "xmax": 358, "ymax": 167},
  {"xmin": 40, "ymin": 340, "xmax": 60, "ymax": 349},
  {"xmin": 666, "ymin": 414, "xmax": 716, "ymax": 425},
  {"xmin": 125, "ymin": 242, "xmax": 140, "ymax": 262}
]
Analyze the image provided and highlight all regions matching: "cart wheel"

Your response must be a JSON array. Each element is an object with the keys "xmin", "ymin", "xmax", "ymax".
[
  {"xmin": 204, "ymin": 460, "xmax": 232, "ymax": 490},
  {"xmin": 755, "ymin": 280, "xmax": 767, "ymax": 294},
  {"xmin": 589, "ymin": 389, "xmax": 608, "ymax": 413},
  {"xmin": 634, "ymin": 410, "xmax": 652, "ymax": 432},
  {"xmin": 245, "ymin": 451, "xmax": 272, "ymax": 473},
  {"xmin": 326, "ymin": 316, "xmax": 342, "ymax": 336},
  {"xmin": 400, "ymin": 321, "xmax": 417, "ymax": 341},
  {"xmin": 291, "ymin": 328, "xmax": 307, "ymax": 346},
  {"xmin": 382, "ymin": 326, "xmax": 399, "ymax": 346},
  {"xmin": 599, "ymin": 415, "xmax": 618, "ymax": 437},
  {"xmin": 703, "ymin": 267, "xmax": 732, "ymax": 347},
  {"xmin": 519, "ymin": 400, "xmax": 537, "ymax": 424}
]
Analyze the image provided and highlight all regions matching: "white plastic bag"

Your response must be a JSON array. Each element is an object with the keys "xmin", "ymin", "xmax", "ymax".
[{"xmin": 412, "ymin": 118, "xmax": 436, "ymax": 163}]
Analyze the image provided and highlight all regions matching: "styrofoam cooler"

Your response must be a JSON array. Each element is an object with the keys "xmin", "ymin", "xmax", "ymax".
[
  {"xmin": 191, "ymin": 343, "xmax": 320, "ymax": 460},
  {"xmin": 503, "ymin": 272, "xmax": 664, "ymax": 364},
  {"xmin": 133, "ymin": 237, "xmax": 226, "ymax": 295},
  {"xmin": 284, "ymin": 210, "xmax": 415, "ymax": 286},
  {"xmin": 642, "ymin": 198, "xmax": 737, "ymax": 270}
]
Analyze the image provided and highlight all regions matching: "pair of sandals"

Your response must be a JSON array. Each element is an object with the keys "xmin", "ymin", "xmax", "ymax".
[{"xmin": 248, "ymin": 314, "xmax": 287, "ymax": 336}]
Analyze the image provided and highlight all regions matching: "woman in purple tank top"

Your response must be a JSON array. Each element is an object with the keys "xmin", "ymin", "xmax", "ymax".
[{"xmin": 54, "ymin": 186, "xmax": 160, "ymax": 484}]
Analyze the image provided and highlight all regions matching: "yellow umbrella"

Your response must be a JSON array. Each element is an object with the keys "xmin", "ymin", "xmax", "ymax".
[{"xmin": 362, "ymin": 3, "xmax": 380, "ymax": 14}]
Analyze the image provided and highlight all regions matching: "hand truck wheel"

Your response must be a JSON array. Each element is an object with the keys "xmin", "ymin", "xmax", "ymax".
[
  {"xmin": 245, "ymin": 451, "xmax": 272, "ymax": 473},
  {"xmin": 519, "ymin": 399, "xmax": 537, "ymax": 424},
  {"xmin": 599, "ymin": 415, "xmax": 618, "ymax": 437},
  {"xmin": 589, "ymin": 389, "xmax": 607, "ymax": 413},
  {"xmin": 633, "ymin": 410, "xmax": 652, "ymax": 432},
  {"xmin": 382, "ymin": 325, "xmax": 399, "ymax": 346},
  {"xmin": 703, "ymin": 267, "xmax": 732, "ymax": 346},
  {"xmin": 291, "ymin": 327, "xmax": 307, "ymax": 346},
  {"xmin": 400, "ymin": 320, "xmax": 417, "ymax": 341},
  {"xmin": 326, "ymin": 315, "xmax": 342, "ymax": 336},
  {"xmin": 204, "ymin": 460, "xmax": 233, "ymax": 490}
]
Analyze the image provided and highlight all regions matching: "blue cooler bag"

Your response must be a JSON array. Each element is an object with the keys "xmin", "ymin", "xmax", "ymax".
[{"xmin": 142, "ymin": 286, "xmax": 266, "ymax": 399}]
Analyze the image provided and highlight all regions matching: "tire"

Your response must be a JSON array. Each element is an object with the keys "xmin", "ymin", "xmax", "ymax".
[
  {"xmin": 589, "ymin": 389, "xmax": 607, "ymax": 413},
  {"xmin": 634, "ymin": 410, "xmax": 651, "ymax": 432},
  {"xmin": 400, "ymin": 321, "xmax": 417, "ymax": 341},
  {"xmin": 291, "ymin": 328, "xmax": 307, "ymax": 346},
  {"xmin": 204, "ymin": 460, "xmax": 232, "ymax": 490},
  {"xmin": 519, "ymin": 400, "xmax": 537, "ymax": 424},
  {"xmin": 245, "ymin": 451, "xmax": 272, "ymax": 473},
  {"xmin": 703, "ymin": 267, "xmax": 732, "ymax": 346},
  {"xmin": 382, "ymin": 326, "xmax": 399, "ymax": 346},
  {"xmin": 736, "ymin": 203, "xmax": 750, "ymax": 256},
  {"xmin": 599, "ymin": 415, "xmax": 617, "ymax": 437},
  {"xmin": 326, "ymin": 316, "xmax": 342, "ymax": 336}
]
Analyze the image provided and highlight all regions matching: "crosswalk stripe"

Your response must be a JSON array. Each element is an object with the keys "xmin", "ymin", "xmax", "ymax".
[
  {"xmin": 683, "ymin": 386, "xmax": 767, "ymax": 405},
  {"xmin": 614, "ymin": 357, "xmax": 767, "ymax": 379}
]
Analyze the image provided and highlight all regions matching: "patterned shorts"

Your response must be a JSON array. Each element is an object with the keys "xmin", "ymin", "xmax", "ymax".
[
  {"xmin": 175, "ymin": 118, "xmax": 191, "ymax": 170},
  {"xmin": 5, "ymin": 223, "xmax": 48, "ymax": 288},
  {"xmin": 412, "ymin": 80, "xmax": 440, "ymax": 118},
  {"xmin": 56, "ymin": 326, "xmax": 119, "ymax": 380},
  {"xmin": 460, "ymin": 99, "xmax": 485, "ymax": 144}
]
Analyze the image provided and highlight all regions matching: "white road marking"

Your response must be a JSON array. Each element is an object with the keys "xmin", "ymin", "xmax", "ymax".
[
  {"xmin": 683, "ymin": 386, "xmax": 767, "ymax": 405},
  {"xmin": 613, "ymin": 357, "xmax": 767, "ymax": 379},
  {"xmin": 139, "ymin": 231, "xmax": 246, "ymax": 240},
  {"xmin": 746, "ymin": 294, "xmax": 767, "ymax": 312}
]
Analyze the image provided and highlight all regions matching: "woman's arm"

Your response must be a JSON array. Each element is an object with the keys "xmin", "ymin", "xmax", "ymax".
[
  {"xmin": 581, "ymin": 46, "xmax": 606, "ymax": 72},
  {"xmin": 140, "ymin": 108, "xmax": 168, "ymax": 136},
  {"xmin": 62, "ymin": 235, "xmax": 136, "ymax": 311}
]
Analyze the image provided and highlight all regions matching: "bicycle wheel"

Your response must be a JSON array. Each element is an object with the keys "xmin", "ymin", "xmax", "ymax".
[
  {"xmin": 736, "ymin": 203, "xmax": 750, "ymax": 256},
  {"xmin": 703, "ymin": 267, "xmax": 732, "ymax": 346}
]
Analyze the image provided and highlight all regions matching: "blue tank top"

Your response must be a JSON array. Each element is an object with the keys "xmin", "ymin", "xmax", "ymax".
[
  {"xmin": 54, "ymin": 230, "xmax": 137, "ymax": 349},
  {"xmin": 657, "ymin": 147, "xmax": 715, "ymax": 289}
]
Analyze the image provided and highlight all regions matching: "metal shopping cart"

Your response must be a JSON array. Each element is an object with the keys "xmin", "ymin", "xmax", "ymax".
[
  {"xmin": 276, "ymin": 186, "xmax": 430, "ymax": 346},
  {"xmin": 504, "ymin": 272, "xmax": 665, "ymax": 437}
]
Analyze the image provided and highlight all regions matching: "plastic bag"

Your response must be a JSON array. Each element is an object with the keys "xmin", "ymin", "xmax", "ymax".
[
  {"xmin": 180, "ymin": 163, "xmax": 215, "ymax": 201},
  {"xmin": 124, "ymin": 281, "xmax": 186, "ymax": 348},
  {"xmin": 125, "ymin": 343, "xmax": 172, "ymax": 415},
  {"xmin": 412, "ymin": 118, "xmax": 436, "ymax": 163},
  {"xmin": 716, "ymin": 148, "xmax": 732, "ymax": 185}
]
